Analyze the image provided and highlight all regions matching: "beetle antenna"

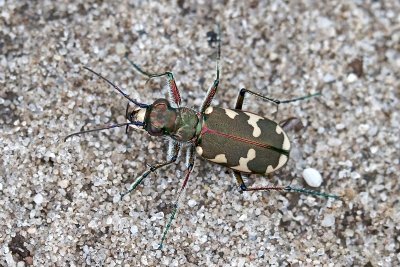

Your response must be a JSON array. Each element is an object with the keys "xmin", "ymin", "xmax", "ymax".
[
  {"xmin": 83, "ymin": 67, "xmax": 148, "ymax": 108},
  {"xmin": 64, "ymin": 121, "xmax": 144, "ymax": 141}
]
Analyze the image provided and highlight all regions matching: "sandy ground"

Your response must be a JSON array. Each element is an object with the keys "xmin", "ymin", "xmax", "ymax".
[{"xmin": 1, "ymin": 1, "xmax": 399, "ymax": 266}]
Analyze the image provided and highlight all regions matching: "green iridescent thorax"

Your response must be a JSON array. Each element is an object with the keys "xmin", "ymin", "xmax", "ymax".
[
  {"xmin": 174, "ymin": 107, "xmax": 200, "ymax": 142},
  {"xmin": 145, "ymin": 99, "xmax": 199, "ymax": 142}
]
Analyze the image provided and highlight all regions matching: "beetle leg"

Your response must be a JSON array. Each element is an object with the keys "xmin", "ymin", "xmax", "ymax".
[
  {"xmin": 279, "ymin": 117, "xmax": 303, "ymax": 132},
  {"xmin": 233, "ymin": 171, "xmax": 338, "ymax": 198},
  {"xmin": 233, "ymin": 171, "xmax": 248, "ymax": 192},
  {"xmin": 235, "ymin": 88, "xmax": 322, "ymax": 115},
  {"xmin": 120, "ymin": 141, "xmax": 181, "ymax": 198},
  {"xmin": 158, "ymin": 145, "xmax": 196, "ymax": 249},
  {"xmin": 124, "ymin": 55, "xmax": 181, "ymax": 107},
  {"xmin": 200, "ymin": 24, "xmax": 221, "ymax": 113}
]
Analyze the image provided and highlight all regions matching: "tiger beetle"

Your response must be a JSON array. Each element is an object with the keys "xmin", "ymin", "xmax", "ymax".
[{"xmin": 65, "ymin": 24, "xmax": 339, "ymax": 250}]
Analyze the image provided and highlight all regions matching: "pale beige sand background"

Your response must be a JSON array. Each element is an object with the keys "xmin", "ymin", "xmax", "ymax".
[{"xmin": 1, "ymin": 1, "xmax": 399, "ymax": 266}]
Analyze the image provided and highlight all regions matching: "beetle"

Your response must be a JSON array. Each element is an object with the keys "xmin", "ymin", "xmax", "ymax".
[{"xmin": 65, "ymin": 24, "xmax": 338, "ymax": 249}]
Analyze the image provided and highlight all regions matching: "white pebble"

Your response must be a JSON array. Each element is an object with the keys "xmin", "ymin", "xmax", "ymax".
[
  {"xmin": 58, "ymin": 179, "xmax": 70, "ymax": 189},
  {"xmin": 238, "ymin": 214, "xmax": 247, "ymax": 221},
  {"xmin": 238, "ymin": 257, "xmax": 246, "ymax": 267},
  {"xmin": 350, "ymin": 172, "xmax": 361, "ymax": 179},
  {"xmin": 328, "ymin": 138, "xmax": 342, "ymax": 147},
  {"xmin": 27, "ymin": 227, "xmax": 37, "ymax": 234},
  {"xmin": 45, "ymin": 151, "xmax": 56, "ymax": 158},
  {"xmin": 33, "ymin": 193, "xmax": 44, "ymax": 204},
  {"xmin": 303, "ymin": 168, "xmax": 323, "ymax": 187},
  {"xmin": 323, "ymin": 73, "xmax": 336, "ymax": 83},
  {"xmin": 188, "ymin": 199, "xmax": 197, "ymax": 207},
  {"xmin": 130, "ymin": 225, "xmax": 138, "ymax": 235},
  {"xmin": 115, "ymin": 43, "xmax": 126, "ymax": 55},
  {"xmin": 269, "ymin": 52, "xmax": 278, "ymax": 61},
  {"xmin": 321, "ymin": 213, "xmax": 335, "ymax": 227},
  {"xmin": 346, "ymin": 73, "xmax": 358, "ymax": 83},
  {"xmin": 335, "ymin": 123, "xmax": 345, "ymax": 130},
  {"xmin": 59, "ymin": 48, "xmax": 68, "ymax": 55},
  {"xmin": 345, "ymin": 228, "xmax": 354, "ymax": 237}
]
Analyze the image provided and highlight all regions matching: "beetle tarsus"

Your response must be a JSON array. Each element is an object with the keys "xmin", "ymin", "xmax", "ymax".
[{"xmin": 286, "ymin": 186, "xmax": 339, "ymax": 199}]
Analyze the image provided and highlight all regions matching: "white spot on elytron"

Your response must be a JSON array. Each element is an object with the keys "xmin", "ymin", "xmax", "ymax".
[
  {"xmin": 208, "ymin": 154, "xmax": 228, "ymax": 163},
  {"xmin": 245, "ymin": 112, "xmax": 262, "ymax": 137},
  {"xmin": 224, "ymin": 108, "xmax": 239, "ymax": 119},
  {"xmin": 265, "ymin": 154, "xmax": 288, "ymax": 174},
  {"xmin": 279, "ymin": 126, "xmax": 291, "ymax": 150},
  {"xmin": 276, "ymin": 124, "xmax": 283, "ymax": 134},
  {"xmin": 196, "ymin": 146, "xmax": 203, "ymax": 156},
  {"xmin": 205, "ymin": 107, "xmax": 213, "ymax": 114},
  {"xmin": 231, "ymin": 148, "xmax": 256, "ymax": 173}
]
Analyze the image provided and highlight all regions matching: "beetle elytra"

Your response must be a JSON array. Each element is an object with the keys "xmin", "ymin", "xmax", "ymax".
[{"xmin": 65, "ymin": 24, "xmax": 338, "ymax": 249}]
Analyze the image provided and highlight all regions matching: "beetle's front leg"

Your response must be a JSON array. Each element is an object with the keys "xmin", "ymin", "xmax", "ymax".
[
  {"xmin": 124, "ymin": 55, "xmax": 182, "ymax": 107},
  {"xmin": 158, "ymin": 145, "xmax": 196, "ymax": 250},
  {"xmin": 120, "ymin": 141, "xmax": 181, "ymax": 198}
]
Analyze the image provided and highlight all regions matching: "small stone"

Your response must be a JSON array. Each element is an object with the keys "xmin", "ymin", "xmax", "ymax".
[
  {"xmin": 59, "ymin": 48, "xmax": 67, "ymax": 55},
  {"xmin": 359, "ymin": 192, "xmax": 369, "ymax": 205},
  {"xmin": 148, "ymin": 141, "xmax": 156, "ymax": 149},
  {"xmin": 345, "ymin": 228, "xmax": 355, "ymax": 237},
  {"xmin": 58, "ymin": 179, "xmax": 70, "ymax": 189},
  {"xmin": 188, "ymin": 199, "xmax": 197, "ymax": 207},
  {"xmin": 33, "ymin": 193, "xmax": 44, "ymax": 204},
  {"xmin": 130, "ymin": 225, "xmax": 138, "ymax": 235},
  {"xmin": 346, "ymin": 73, "xmax": 358, "ymax": 83},
  {"xmin": 344, "ymin": 188, "xmax": 356, "ymax": 200},
  {"xmin": 25, "ymin": 256, "xmax": 34, "ymax": 265},
  {"xmin": 358, "ymin": 124, "xmax": 370, "ymax": 132},
  {"xmin": 303, "ymin": 168, "xmax": 323, "ymax": 187},
  {"xmin": 45, "ymin": 151, "xmax": 56, "ymax": 158},
  {"xmin": 335, "ymin": 123, "xmax": 345, "ymax": 130},
  {"xmin": 350, "ymin": 172, "xmax": 361, "ymax": 179},
  {"xmin": 316, "ymin": 248, "xmax": 325, "ymax": 255},
  {"xmin": 269, "ymin": 52, "xmax": 278, "ymax": 61},
  {"xmin": 27, "ymin": 227, "xmax": 37, "ymax": 234},
  {"xmin": 238, "ymin": 257, "xmax": 246, "ymax": 267},
  {"xmin": 238, "ymin": 214, "xmax": 247, "ymax": 221},
  {"xmin": 321, "ymin": 213, "xmax": 335, "ymax": 227},
  {"xmin": 370, "ymin": 146, "xmax": 378, "ymax": 154},
  {"xmin": 115, "ymin": 43, "xmax": 126, "ymax": 55},
  {"xmin": 328, "ymin": 138, "xmax": 342, "ymax": 147},
  {"xmin": 323, "ymin": 73, "xmax": 336, "ymax": 83}
]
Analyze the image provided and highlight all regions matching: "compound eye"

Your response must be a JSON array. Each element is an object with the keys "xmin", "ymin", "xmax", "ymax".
[
  {"xmin": 148, "ymin": 124, "xmax": 164, "ymax": 136},
  {"xmin": 153, "ymin": 98, "xmax": 170, "ymax": 107}
]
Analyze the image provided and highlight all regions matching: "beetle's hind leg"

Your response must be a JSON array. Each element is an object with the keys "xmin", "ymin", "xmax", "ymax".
[
  {"xmin": 235, "ymin": 88, "xmax": 321, "ymax": 115},
  {"xmin": 120, "ymin": 141, "xmax": 181, "ymax": 198},
  {"xmin": 158, "ymin": 145, "xmax": 196, "ymax": 249},
  {"xmin": 233, "ymin": 171, "xmax": 338, "ymax": 199},
  {"xmin": 124, "ymin": 55, "xmax": 182, "ymax": 107}
]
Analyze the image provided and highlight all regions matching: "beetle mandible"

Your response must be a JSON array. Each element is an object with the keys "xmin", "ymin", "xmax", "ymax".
[{"xmin": 65, "ymin": 24, "xmax": 338, "ymax": 250}]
